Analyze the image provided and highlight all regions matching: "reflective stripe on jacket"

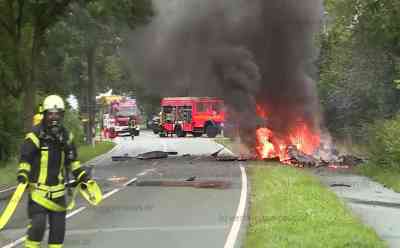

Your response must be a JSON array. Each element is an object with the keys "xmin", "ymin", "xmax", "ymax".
[{"xmin": 18, "ymin": 124, "xmax": 87, "ymax": 211}]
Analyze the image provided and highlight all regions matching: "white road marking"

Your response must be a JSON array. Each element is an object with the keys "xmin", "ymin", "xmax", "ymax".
[
  {"xmin": 103, "ymin": 188, "xmax": 121, "ymax": 199},
  {"xmin": 137, "ymin": 168, "xmax": 157, "ymax": 177},
  {"xmin": 0, "ymin": 186, "xmax": 16, "ymax": 194},
  {"xmin": 66, "ymin": 225, "xmax": 228, "ymax": 235},
  {"xmin": 223, "ymin": 165, "xmax": 247, "ymax": 248},
  {"xmin": 103, "ymin": 178, "xmax": 138, "ymax": 200}
]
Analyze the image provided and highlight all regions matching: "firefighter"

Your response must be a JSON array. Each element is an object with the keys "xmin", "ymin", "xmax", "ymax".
[
  {"xmin": 32, "ymin": 104, "xmax": 43, "ymax": 126},
  {"xmin": 128, "ymin": 117, "xmax": 136, "ymax": 140},
  {"xmin": 17, "ymin": 95, "xmax": 90, "ymax": 248}
]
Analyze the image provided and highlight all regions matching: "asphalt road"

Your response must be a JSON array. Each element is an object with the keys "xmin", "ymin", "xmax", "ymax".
[
  {"xmin": 315, "ymin": 168, "xmax": 400, "ymax": 248},
  {"xmin": 0, "ymin": 131, "xmax": 248, "ymax": 248}
]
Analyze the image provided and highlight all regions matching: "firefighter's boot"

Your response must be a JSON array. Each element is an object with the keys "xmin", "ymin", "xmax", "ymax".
[
  {"xmin": 25, "ymin": 238, "xmax": 40, "ymax": 248},
  {"xmin": 48, "ymin": 243, "xmax": 63, "ymax": 248}
]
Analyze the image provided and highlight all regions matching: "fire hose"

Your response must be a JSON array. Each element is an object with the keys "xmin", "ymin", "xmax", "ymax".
[{"xmin": 0, "ymin": 180, "xmax": 102, "ymax": 231}]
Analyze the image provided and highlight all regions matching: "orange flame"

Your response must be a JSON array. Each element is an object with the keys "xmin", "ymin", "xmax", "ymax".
[{"xmin": 255, "ymin": 104, "xmax": 320, "ymax": 162}]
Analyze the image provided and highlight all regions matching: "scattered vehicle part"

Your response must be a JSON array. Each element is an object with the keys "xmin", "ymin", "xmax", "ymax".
[
  {"xmin": 136, "ymin": 151, "xmax": 168, "ymax": 160},
  {"xmin": 135, "ymin": 179, "xmax": 231, "ymax": 189},
  {"xmin": 330, "ymin": 183, "xmax": 351, "ymax": 187},
  {"xmin": 215, "ymin": 155, "xmax": 239, "ymax": 161},
  {"xmin": 211, "ymin": 147, "xmax": 225, "ymax": 157},
  {"xmin": 185, "ymin": 176, "xmax": 196, "ymax": 181},
  {"xmin": 112, "ymin": 155, "xmax": 135, "ymax": 161}
]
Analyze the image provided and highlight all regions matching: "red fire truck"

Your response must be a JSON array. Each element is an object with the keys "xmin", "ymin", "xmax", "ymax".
[
  {"xmin": 102, "ymin": 97, "xmax": 141, "ymax": 138},
  {"xmin": 158, "ymin": 97, "xmax": 225, "ymax": 138}
]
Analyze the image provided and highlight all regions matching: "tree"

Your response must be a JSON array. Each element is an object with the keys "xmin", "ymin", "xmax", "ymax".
[
  {"xmin": 42, "ymin": 0, "xmax": 154, "ymax": 144},
  {"xmin": 319, "ymin": 0, "xmax": 400, "ymax": 142},
  {"xmin": 0, "ymin": 0, "xmax": 77, "ymax": 130}
]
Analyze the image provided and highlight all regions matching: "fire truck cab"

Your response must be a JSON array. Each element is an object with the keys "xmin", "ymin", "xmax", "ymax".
[
  {"xmin": 159, "ymin": 97, "xmax": 224, "ymax": 138},
  {"xmin": 101, "ymin": 97, "xmax": 141, "ymax": 138}
]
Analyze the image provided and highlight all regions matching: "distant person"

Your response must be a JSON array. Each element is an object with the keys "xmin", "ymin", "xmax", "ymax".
[
  {"xmin": 129, "ymin": 117, "xmax": 136, "ymax": 140},
  {"xmin": 32, "ymin": 104, "xmax": 43, "ymax": 126}
]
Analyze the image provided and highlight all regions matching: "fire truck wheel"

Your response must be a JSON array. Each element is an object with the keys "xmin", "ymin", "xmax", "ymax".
[
  {"xmin": 206, "ymin": 125, "xmax": 218, "ymax": 138},
  {"xmin": 193, "ymin": 132, "xmax": 202, "ymax": 137},
  {"xmin": 175, "ymin": 126, "xmax": 186, "ymax": 137}
]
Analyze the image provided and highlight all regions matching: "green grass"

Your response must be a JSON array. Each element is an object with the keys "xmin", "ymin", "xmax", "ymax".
[
  {"xmin": 356, "ymin": 164, "xmax": 400, "ymax": 193},
  {"xmin": 0, "ymin": 160, "xmax": 18, "ymax": 186},
  {"xmin": 77, "ymin": 141, "xmax": 116, "ymax": 163},
  {"xmin": 214, "ymin": 137, "xmax": 234, "ymax": 151},
  {"xmin": 0, "ymin": 141, "xmax": 116, "ymax": 186},
  {"xmin": 245, "ymin": 163, "xmax": 386, "ymax": 248}
]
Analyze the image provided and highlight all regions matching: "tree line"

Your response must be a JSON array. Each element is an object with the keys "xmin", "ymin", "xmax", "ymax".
[
  {"xmin": 319, "ymin": 0, "xmax": 400, "ymax": 166},
  {"xmin": 0, "ymin": 0, "xmax": 154, "ymax": 161}
]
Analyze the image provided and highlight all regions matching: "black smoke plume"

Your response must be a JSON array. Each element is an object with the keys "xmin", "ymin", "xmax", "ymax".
[{"xmin": 125, "ymin": 0, "xmax": 323, "ymax": 149}]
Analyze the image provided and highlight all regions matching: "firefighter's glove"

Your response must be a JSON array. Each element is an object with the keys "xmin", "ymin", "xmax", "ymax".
[{"xmin": 17, "ymin": 174, "xmax": 28, "ymax": 184}]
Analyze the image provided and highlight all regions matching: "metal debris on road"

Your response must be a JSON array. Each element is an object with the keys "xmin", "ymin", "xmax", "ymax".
[
  {"xmin": 135, "ymin": 179, "xmax": 231, "ymax": 189},
  {"xmin": 136, "ymin": 151, "xmax": 169, "ymax": 160},
  {"xmin": 185, "ymin": 176, "xmax": 196, "ymax": 181},
  {"xmin": 211, "ymin": 147, "xmax": 225, "ymax": 157},
  {"xmin": 327, "ymin": 164, "xmax": 350, "ymax": 170},
  {"xmin": 107, "ymin": 176, "xmax": 129, "ymax": 183},
  {"xmin": 215, "ymin": 155, "xmax": 239, "ymax": 161},
  {"xmin": 111, "ymin": 155, "xmax": 135, "ymax": 161},
  {"xmin": 112, "ymin": 153, "xmax": 135, "ymax": 161},
  {"xmin": 330, "ymin": 183, "xmax": 351, "ymax": 187}
]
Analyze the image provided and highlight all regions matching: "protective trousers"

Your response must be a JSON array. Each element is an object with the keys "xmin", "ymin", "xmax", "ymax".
[{"xmin": 25, "ymin": 196, "xmax": 66, "ymax": 248}]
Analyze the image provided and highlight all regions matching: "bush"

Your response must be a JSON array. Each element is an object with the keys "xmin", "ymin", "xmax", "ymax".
[
  {"xmin": 366, "ymin": 115, "xmax": 400, "ymax": 168},
  {"xmin": 63, "ymin": 109, "xmax": 85, "ymax": 145}
]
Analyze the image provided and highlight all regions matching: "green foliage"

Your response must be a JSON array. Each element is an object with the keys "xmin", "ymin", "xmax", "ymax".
[
  {"xmin": 319, "ymin": 0, "xmax": 400, "ymax": 142},
  {"xmin": 0, "ymin": 159, "xmax": 18, "ymax": 185},
  {"xmin": 365, "ymin": 115, "xmax": 400, "ymax": 168},
  {"xmin": 357, "ymin": 165, "xmax": 400, "ymax": 193},
  {"xmin": 0, "ymin": 96, "xmax": 23, "ymax": 161},
  {"xmin": 63, "ymin": 109, "xmax": 85, "ymax": 145}
]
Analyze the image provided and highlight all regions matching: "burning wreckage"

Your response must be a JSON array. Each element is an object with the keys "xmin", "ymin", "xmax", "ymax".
[
  {"xmin": 249, "ymin": 104, "xmax": 365, "ymax": 168},
  {"xmin": 111, "ymin": 103, "xmax": 363, "ymax": 169}
]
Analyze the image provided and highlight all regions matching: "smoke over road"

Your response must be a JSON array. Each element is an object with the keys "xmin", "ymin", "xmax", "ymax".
[{"xmin": 126, "ymin": 0, "xmax": 324, "ymax": 149}]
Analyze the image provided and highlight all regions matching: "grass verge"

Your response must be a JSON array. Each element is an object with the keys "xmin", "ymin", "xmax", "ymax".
[
  {"xmin": 215, "ymin": 138, "xmax": 385, "ymax": 247},
  {"xmin": 214, "ymin": 137, "xmax": 234, "ymax": 151},
  {"xmin": 78, "ymin": 141, "xmax": 116, "ymax": 163},
  {"xmin": 245, "ymin": 163, "xmax": 386, "ymax": 248},
  {"xmin": 215, "ymin": 138, "xmax": 386, "ymax": 248},
  {"xmin": 0, "ymin": 141, "xmax": 116, "ymax": 186},
  {"xmin": 356, "ymin": 164, "xmax": 400, "ymax": 193},
  {"xmin": 0, "ymin": 160, "xmax": 18, "ymax": 187}
]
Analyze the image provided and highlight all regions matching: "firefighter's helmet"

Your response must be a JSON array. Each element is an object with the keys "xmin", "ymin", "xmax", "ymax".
[{"xmin": 43, "ymin": 95, "xmax": 65, "ymax": 112}]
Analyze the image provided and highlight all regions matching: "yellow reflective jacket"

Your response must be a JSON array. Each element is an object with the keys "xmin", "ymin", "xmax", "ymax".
[{"xmin": 17, "ymin": 124, "xmax": 87, "ymax": 210}]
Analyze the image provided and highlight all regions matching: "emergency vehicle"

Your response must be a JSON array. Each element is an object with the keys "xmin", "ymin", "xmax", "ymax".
[
  {"xmin": 158, "ymin": 97, "xmax": 224, "ymax": 138},
  {"xmin": 101, "ymin": 97, "xmax": 140, "ymax": 138}
]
